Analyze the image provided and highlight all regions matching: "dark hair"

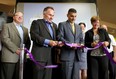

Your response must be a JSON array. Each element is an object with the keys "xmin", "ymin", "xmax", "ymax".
[
  {"xmin": 68, "ymin": 8, "xmax": 77, "ymax": 14},
  {"xmin": 79, "ymin": 22, "xmax": 86, "ymax": 27},
  {"xmin": 43, "ymin": 6, "xmax": 54, "ymax": 13}
]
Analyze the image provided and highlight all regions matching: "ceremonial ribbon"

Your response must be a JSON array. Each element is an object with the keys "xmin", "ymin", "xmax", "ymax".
[
  {"xmin": 65, "ymin": 42, "xmax": 116, "ymax": 64},
  {"xmin": 24, "ymin": 48, "xmax": 58, "ymax": 68}
]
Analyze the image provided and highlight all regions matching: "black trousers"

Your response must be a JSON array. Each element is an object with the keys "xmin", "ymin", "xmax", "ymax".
[
  {"xmin": 0, "ymin": 51, "xmax": 1, "ymax": 78},
  {"xmin": 87, "ymin": 55, "xmax": 109, "ymax": 79},
  {"xmin": 32, "ymin": 60, "xmax": 52, "ymax": 79},
  {"xmin": 0, "ymin": 62, "xmax": 19, "ymax": 79},
  {"xmin": 109, "ymin": 52, "xmax": 116, "ymax": 79},
  {"xmin": 23, "ymin": 59, "xmax": 33, "ymax": 79}
]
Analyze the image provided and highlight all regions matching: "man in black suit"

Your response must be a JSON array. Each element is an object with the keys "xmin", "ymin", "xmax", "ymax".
[{"xmin": 30, "ymin": 6, "xmax": 58, "ymax": 79}]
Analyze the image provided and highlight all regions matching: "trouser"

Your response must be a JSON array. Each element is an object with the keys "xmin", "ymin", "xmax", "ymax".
[
  {"xmin": 61, "ymin": 59, "xmax": 80, "ymax": 79},
  {"xmin": 109, "ymin": 52, "xmax": 115, "ymax": 79},
  {"xmin": 87, "ymin": 55, "xmax": 108, "ymax": 79},
  {"xmin": 32, "ymin": 60, "xmax": 52, "ymax": 79},
  {"xmin": 0, "ymin": 62, "xmax": 19, "ymax": 79}
]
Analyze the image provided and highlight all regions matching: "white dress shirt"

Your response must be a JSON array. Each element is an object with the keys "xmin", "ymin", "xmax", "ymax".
[{"xmin": 107, "ymin": 34, "xmax": 116, "ymax": 52}]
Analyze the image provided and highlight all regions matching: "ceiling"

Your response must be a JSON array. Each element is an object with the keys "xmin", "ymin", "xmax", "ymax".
[
  {"xmin": 0, "ymin": 0, "xmax": 16, "ymax": 13},
  {"xmin": 16, "ymin": 0, "xmax": 95, "ymax": 3}
]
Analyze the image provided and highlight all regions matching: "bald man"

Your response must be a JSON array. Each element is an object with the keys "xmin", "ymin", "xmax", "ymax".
[{"xmin": 0, "ymin": 12, "xmax": 30, "ymax": 79}]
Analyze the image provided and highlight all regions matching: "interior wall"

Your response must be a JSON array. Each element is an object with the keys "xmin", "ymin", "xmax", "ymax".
[{"xmin": 17, "ymin": 3, "xmax": 97, "ymax": 31}]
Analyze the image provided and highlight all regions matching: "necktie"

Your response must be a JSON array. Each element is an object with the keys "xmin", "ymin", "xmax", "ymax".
[
  {"xmin": 46, "ymin": 21, "xmax": 53, "ymax": 38},
  {"xmin": 71, "ymin": 23, "xmax": 75, "ymax": 34},
  {"xmin": 16, "ymin": 25, "xmax": 24, "ymax": 48}
]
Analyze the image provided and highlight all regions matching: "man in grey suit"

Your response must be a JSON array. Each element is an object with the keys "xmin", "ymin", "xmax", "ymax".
[
  {"xmin": 30, "ymin": 6, "xmax": 58, "ymax": 79},
  {"xmin": 57, "ymin": 8, "xmax": 83, "ymax": 79},
  {"xmin": 0, "ymin": 12, "xmax": 30, "ymax": 79}
]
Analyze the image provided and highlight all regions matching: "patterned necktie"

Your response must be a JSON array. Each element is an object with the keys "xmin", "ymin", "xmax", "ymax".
[{"xmin": 71, "ymin": 23, "xmax": 75, "ymax": 34}]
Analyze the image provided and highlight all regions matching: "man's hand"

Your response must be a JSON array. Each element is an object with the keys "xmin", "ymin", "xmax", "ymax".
[
  {"xmin": 49, "ymin": 40, "xmax": 58, "ymax": 47},
  {"xmin": 16, "ymin": 48, "xmax": 22, "ymax": 55},
  {"xmin": 70, "ymin": 43, "xmax": 80, "ymax": 50},
  {"xmin": 57, "ymin": 41, "xmax": 64, "ymax": 47}
]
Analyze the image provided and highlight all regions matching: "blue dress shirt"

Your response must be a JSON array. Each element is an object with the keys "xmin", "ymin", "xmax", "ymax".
[{"xmin": 44, "ymin": 21, "xmax": 54, "ymax": 47}]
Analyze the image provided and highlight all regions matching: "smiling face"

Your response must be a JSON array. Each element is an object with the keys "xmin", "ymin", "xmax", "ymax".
[
  {"xmin": 13, "ymin": 12, "xmax": 23, "ymax": 24},
  {"xmin": 91, "ymin": 16, "xmax": 100, "ymax": 29},
  {"xmin": 92, "ymin": 20, "xmax": 100, "ymax": 29}
]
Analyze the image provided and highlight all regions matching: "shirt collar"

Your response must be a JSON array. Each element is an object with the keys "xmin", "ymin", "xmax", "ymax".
[
  {"xmin": 13, "ymin": 21, "xmax": 22, "ymax": 27},
  {"xmin": 44, "ymin": 19, "xmax": 52, "ymax": 24}
]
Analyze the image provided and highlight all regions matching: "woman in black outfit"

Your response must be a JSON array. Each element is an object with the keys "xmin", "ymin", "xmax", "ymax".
[{"xmin": 84, "ymin": 16, "xmax": 110, "ymax": 79}]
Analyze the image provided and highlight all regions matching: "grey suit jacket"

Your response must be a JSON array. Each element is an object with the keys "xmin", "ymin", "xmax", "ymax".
[
  {"xmin": 57, "ymin": 20, "xmax": 83, "ymax": 61},
  {"xmin": 1, "ymin": 22, "xmax": 30, "ymax": 63}
]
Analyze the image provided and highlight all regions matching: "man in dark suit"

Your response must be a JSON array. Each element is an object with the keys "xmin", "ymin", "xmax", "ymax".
[
  {"xmin": 0, "ymin": 12, "xmax": 30, "ymax": 79},
  {"xmin": 30, "ymin": 6, "xmax": 58, "ymax": 79},
  {"xmin": 57, "ymin": 8, "xmax": 83, "ymax": 79}
]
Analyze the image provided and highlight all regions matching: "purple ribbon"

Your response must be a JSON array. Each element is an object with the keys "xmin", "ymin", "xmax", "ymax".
[
  {"xmin": 103, "ymin": 47, "xmax": 116, "ymax": 64},
  {"xmin": 65, "ymin": 42, "xmax": 103, "ymax": 50},
  {"xmin": 65, "ymin": 43, "xmax": 85, "ymax": 48},
  {"xmin": 24, "ymin": 48, "xmax": 58, "ymax": 68},
  {"xmin": 65, "ymin": 42, "xmax": 116, "ymax": 64},
  {"xmin": 85, "ymin": 42, "xmax": 103, "ymax": 50}
]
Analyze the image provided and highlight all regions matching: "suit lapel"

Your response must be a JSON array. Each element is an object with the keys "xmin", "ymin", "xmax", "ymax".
[
  {"xmin": 75, "ymin": 24, "xmax": 80, "ymax": 38},
  {"xmin": 11, "ymin": 23, "xmax": 21, "ymax": 39},
  {"xmin": 51, "ymin": 23, "xmax": 56, "ymax": 39},
  {"xmin": 66, "ymin": 21, "xmax": 75, "ymax": 36},
  {"xmin": 42, "ymin": 19, "xmax": 55, "ymax": 39},
  {"xmin": 41, "ymin": 20, "xmax": 52, "ymax": 38},
  {"xmin": 67, "ymin": 21, "xmax": 80, "ymax": 38}
]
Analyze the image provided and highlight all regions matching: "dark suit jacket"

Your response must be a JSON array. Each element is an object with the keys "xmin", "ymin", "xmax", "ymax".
[
  {"xmin": 57, "ymin": 20, "xmax": 83, "ymax": 61},
  {"xmin": 30, "ymin": 19, "xmax": 57, "ymax": 62},
  {"xmin": 84, "ymin": 28, "xmax": 110, "ymax": 53},
  {"xmin": 1, "ymin": 22, "xmax": 30, "ymax": 63}
]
